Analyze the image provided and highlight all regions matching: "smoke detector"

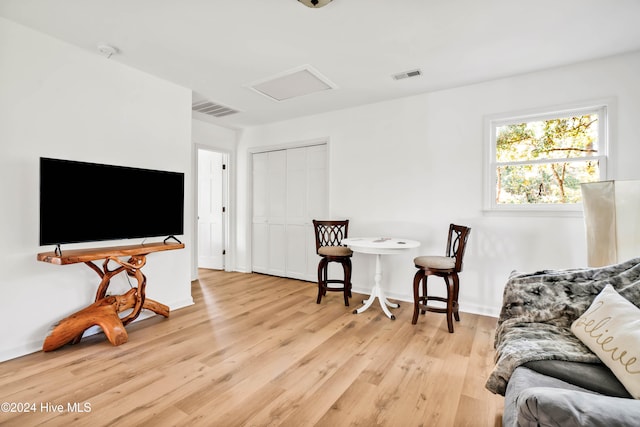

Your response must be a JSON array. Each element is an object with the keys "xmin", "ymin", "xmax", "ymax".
[{"xmin": 97, "ymin": 44, "xmax": 119, "ymax": 59}]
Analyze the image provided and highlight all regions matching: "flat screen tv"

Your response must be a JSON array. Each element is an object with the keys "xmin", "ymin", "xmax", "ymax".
[{"xmin": 40, "ymin": 157, "xmax": 184, "ymax": 247}]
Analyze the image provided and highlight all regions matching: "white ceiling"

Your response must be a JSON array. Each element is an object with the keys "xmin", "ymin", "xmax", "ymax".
[{"xmin": 2, "ymin": 0, "xmax": 640, "ymax": 129}]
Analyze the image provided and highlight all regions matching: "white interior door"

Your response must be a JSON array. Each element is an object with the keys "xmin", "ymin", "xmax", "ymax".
[
  {"xmin": 198, "ymin": 149, "xmax": 225, "ymax": 270},
  {"xmin": 252, "ymin": 143, "xmax": 327, "ymax": 281}
]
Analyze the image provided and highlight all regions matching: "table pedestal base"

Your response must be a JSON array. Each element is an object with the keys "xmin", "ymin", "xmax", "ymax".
[{"xmin": 353, "ymin": 254, "xmax": 399, "ymax": 320}]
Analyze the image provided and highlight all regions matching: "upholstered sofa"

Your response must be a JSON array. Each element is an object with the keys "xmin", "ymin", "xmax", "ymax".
[{"xmin": 485, "ymin": 258, "xmax": 640, "ymax": 426}]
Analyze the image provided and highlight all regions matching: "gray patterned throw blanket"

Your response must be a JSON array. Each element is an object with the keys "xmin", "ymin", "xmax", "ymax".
[{"xmin": 485, "ymin": 257, "xmax": 640, "ymax": 395}]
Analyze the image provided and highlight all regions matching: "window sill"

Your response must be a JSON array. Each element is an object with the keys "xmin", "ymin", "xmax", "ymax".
[{"xmin": 482, "ymin": 207, "xmax": 584, "ymax": 218}]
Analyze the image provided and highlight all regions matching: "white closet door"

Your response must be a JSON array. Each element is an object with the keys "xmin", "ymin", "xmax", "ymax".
[
  {"xmin": 251, "ymin": 152, "xmax": 269, "ymax": 274},
  {"xmin": 286, "ymin": 147, "xmax": 310, "ymax": 280},
  {"xmin": 267, "ymin": 150, "xmax": 287, "ymax": 277},
  {"xmin": 305, "ymin": 144, "xmax": 328, "ymax": 279},
  {"xmin": 252, "ymin": 143, "xmax": 327, "ymax": 281},
  {"xmin": 252, "ymin": 150, "xmax": 287, "ymax": 277}
]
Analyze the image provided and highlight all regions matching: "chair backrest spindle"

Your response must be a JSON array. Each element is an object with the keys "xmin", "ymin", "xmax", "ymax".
[
  {"xmin": 313, "ymin": 220, "xmax": 350, "ymax": 253},
  {"xmin": 447, "ymin": 224, "xmax": 471, "ymax": 272}
]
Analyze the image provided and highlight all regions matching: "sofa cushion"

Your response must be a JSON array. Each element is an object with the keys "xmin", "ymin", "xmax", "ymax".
[
  {"xmin": 516, "ymin": 386, "xmax": 640, "ymax": 427},
  {"xmin": 523, "ymin": 360, "xmax": 631, "ymax": 398},
  {"xmin": 571, "ymin": 284, "xmax": 640, "ymax": 399},
  {"xmin": 503, "ymin": 367, "xmax": 593, "ymax": 427}
]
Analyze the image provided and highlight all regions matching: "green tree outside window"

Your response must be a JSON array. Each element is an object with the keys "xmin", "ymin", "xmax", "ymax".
[{"xmin": 494, "ymin": 112, "xmax": 604, "ymax": 205}]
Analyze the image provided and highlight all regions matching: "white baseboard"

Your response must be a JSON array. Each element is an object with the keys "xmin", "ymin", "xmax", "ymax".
[{"xmin": 351, "ymin": 286, "xmax": 499, "ymax": 319}]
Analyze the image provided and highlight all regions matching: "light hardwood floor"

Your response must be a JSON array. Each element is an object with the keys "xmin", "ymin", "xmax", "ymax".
[{"xmin": 0, "ymin": 270, "xmax": 504, "ymax": 426}]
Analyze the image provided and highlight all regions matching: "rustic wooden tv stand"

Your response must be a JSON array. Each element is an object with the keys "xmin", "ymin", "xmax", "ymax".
[{"xmin": 37, "ymin": 241, "xmax": 184, "ymax": 352}]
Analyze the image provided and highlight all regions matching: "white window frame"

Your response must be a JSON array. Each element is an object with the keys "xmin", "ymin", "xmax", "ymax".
[{"xmin": 484, "ymin": 100, "xmax": 612, "ymax": 215}]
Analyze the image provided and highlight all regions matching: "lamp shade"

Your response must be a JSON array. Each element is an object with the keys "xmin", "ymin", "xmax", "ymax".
[{"xmin": 581, "ymin": 180, "xmax": 640, "ymax": 266}]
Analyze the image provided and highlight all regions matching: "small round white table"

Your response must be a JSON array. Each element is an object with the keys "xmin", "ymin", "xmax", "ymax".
[{"xmin": 341, "ymin": 237, "xmax": 421, "ymax": 320}]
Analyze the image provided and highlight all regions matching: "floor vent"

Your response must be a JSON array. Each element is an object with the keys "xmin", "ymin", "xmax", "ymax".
[
  {"xmin": 192, "ymin": 101, "xmax": 239, "ymax": 117},
  {"xmin": 392, "ymin": 69, "xmax": 422, "ymax": 80}
]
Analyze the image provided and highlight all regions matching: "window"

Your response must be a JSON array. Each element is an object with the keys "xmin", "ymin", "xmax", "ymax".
[{"xmin": 486, "ymin": 102, "xmax": 609, "ymax": 212}]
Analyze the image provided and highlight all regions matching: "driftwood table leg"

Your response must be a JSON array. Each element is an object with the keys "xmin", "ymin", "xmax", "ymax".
[
  {"xmin": 143, "ymin": 299, "xmax": 170, "ymax": 318},
  {"xmin": 66, "ymin": 260, "xmax": 125, "ymax": 346},
  {"xmin": 42, "ymin": 288, "xmax": 138, "ymax": 352}
]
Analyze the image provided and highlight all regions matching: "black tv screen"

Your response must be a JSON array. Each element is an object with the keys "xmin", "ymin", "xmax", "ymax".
[{"xmin": 40, "ymin": 157, "xmax": 184, "ymax": 246}]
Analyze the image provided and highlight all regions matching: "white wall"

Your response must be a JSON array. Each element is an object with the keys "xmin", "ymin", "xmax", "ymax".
[
  {"xmin": 236, "ymin": 51, "xmax": 640, "ymax": 317},
  {"xmin": 0, "ymin": 18, "xmax": 194, "ymax": 361},
  {"xmin": 192, "ymin": 118, "xmax": 237, "ymax": 152}
]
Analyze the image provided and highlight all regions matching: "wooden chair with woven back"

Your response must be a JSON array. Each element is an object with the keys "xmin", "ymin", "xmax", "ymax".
[
  {"xmin": 411, "ymin": 223, "xmax": 471, "ymax": 333},
  {"xmin": 312, "ymin": 220, "xmax": 353, "ymax": 306}
]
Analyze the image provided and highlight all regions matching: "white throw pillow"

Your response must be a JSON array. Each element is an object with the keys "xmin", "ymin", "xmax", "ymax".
[{"xmin": 571, "ymin": 284, "xmax": 640, "ymax": 399}]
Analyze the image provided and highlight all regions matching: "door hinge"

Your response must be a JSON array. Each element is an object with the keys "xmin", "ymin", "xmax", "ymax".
[
  {"xmin": 223, "ymin": 249, "xmax": 226, "ymax": 255},
  {"xmin": 222, "ymin": 206, "xmax": 226, "ymax": 213},
  {"xmin": 222, "ymin": 164, "xmax": 226, "ymax": 170}
]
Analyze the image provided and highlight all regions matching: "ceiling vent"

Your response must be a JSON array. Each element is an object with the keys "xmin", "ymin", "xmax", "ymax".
[
  {"xmin": 192, "ymin": 100, "xmax": 239, "ymax": 117},
  {"xmin": 392, "ymin": 69, "xmax": 422, "ymax": 81},
  {"xmin": 248, "ymin": 65, "xmax": 336, "ymax": 102}
]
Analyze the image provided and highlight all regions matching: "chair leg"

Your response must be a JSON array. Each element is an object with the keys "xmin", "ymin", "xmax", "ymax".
[
  {"xmin": 347, "ymin": 258, "xmax": 353, "ymax": 297},
  {"xmin": 341, "ymin": 260, "xmax": 350, "ymax": 307},
  {"xmin": 316, "ymin": 258, "xmax": 328, "ymax": 304},
  {"xmin": 420, "ymin": 275, "xmax": 428, "ymax": 315},
  {"xmin": 443, "ymin": 275, "xmax": 454, "ymax": 333},
  {"xmin": 411, "ymin": 270, "xmax": 424, "ymax": 325},
  {"xmin": 452, "ymin": 272, "xmax": 460, "ymax": 322}
]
